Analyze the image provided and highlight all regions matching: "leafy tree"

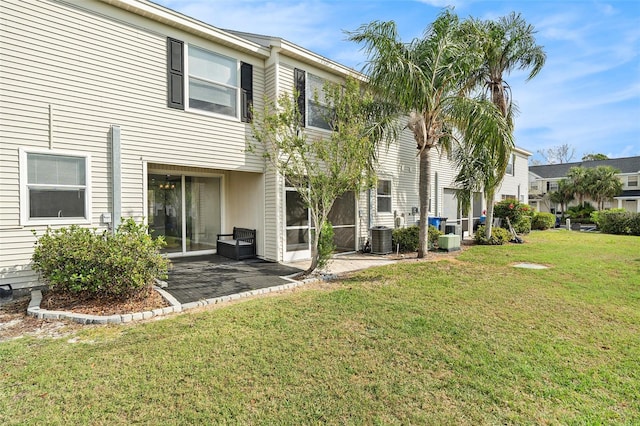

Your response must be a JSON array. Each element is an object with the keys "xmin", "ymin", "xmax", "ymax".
[
  {"xmin": 548, "ymin": 178, "xmax": 574, "ymax": 214},
  {"xmin": 538, "ymin": 144, "xmax": 576, "ymax": 164},
  {"xmin": 582, "ymin": 153, "xmax": 609, "ymax": 161},
  {"xmin": 589, "ymin": 166, "xmax": 623, "ymax": 209},
  {"xmin": 348, "ymin": 11, "xmax": 512, "ymax": 257},
  {"xmin": 250, "ymin": 77, "xmax": 381, "ymax": 275}
]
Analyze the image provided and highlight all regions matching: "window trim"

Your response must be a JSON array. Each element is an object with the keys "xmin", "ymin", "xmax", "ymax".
[
  {"xmin": 184, "ymin": 44, "xmax": 241, "ymax": 121},
  {"xmin": 376, "ymin": 179, "xmax": 392, "ymax": 214},
  {"xmin": 306, "ymin": 72, "xmax": 333, "ymax": 132},
  {"xmin": 19, "ymin": 148, "xmax": 92, "ymax": 226},
  {"xmin": 628, "ymin": 175, "xmax": 638, "ymax": 187},
  {"xmin": 505, "ymin": 153, "xmax": 515, "ymax": 176}
]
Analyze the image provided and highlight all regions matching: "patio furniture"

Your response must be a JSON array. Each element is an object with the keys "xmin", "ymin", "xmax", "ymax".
[{"xmin": 216, "ymin": 227, "xmax": 257, "ymax": 260}]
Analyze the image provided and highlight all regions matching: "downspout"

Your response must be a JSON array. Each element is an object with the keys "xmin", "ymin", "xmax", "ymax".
[
  {"xmin": 434, "ymin": 172, "xmax": 439, "ymax": 217},
  {"xmin": 111, "ymin": 125, "xmax": 122, "ymax": 232},
  {"xmin": 367, "ymin": 188, "xmax": 372, "ymax": 232},
  {"xmin": 266, "ymin": 46, "xmax": 283, "ymax": 261}
]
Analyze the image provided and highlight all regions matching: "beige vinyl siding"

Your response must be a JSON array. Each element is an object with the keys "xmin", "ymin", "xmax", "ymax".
[
  {"xmin": 265, "ymin": 63, "xmax": 278, "ymax": 104},
  {"xmin": 278, "ymin": 62, "xmax": 296, "ymax": 97},
  {"xmin": 263, "ymin": 167, "xmax": 281, "ymax": 261},
  {"xmin": 496, "ymin": 152, "xmax": 530, "ymax": 203},
  {"xmin": 1, "ymin": 0, "xmax": 267, "ymax": 288},
  {"xmin": 429, "ymin": 150, "xmax": 459, "ymax": 219}
]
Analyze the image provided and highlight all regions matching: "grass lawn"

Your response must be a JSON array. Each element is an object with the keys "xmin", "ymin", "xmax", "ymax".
[{"xmin": 1, "ymin": 230, "xmax": 639, "ymax": 424}]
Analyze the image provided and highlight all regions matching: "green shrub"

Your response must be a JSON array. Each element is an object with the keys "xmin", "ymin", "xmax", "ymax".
[
  {"xmin": 531, "ymin": 212, "xmax": 556, "ymax": 230},
  {"xmin": 317, "ymin": 220, "xmax": 336, "ymax": 269},
  {"xmin": 32, "ymin": 218, "xmax": 169, "ymax": 298},
  {"xmin": 597, "ymin": 211, "xmax": 640, "ymax": 236},
  {"xmin": 494, "ymin": 199, "xmax": 533, "ymax": 223},
  {"xmin": 513, "ymin": 216, "xmax": 532, "ymax": 234},
  {"xmin": 591, "ymin": 208, "xmax": 625, "ymax": 228},
  {"xmin": 392, "ymin": 225, "xmax": 441, "ymax": 252},
  {"xmin": 474, "ymin": 225, "xmax": 511, "ymax": 245},
  {"xmin": 567, "ymin": 202, "xmax": 595, "ymax": 220}
]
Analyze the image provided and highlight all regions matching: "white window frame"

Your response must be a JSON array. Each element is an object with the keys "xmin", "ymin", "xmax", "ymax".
[
  {"xmin": 376, "ymin": 179, "xmax": 392, "ymax": 214},
  {"xmin": 184, "ymin": 44, "xmax": 240, "ymax": 121},
  {"xmin": 306, "ymin": 72, "xmax": 333, "ymax": 131},
  {"xmin": 19, "ymin": 148, "xmax": 92, "ymax": 226},
  {"xmin": 505, "ymin": 154, "xmax": 515, "ymax": 176},
  {"xmin": 628, "ymin": 175, "xmax": 638, "ymax": 187}
]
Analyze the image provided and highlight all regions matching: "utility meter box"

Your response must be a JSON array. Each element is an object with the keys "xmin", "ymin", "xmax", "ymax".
[{"xmin": 438, "ymin": 234, "xmax": 461, "ymax": 252}]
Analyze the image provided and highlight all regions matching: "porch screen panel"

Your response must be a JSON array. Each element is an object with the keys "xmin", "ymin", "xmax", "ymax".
[{"xmin": 328, "ymin": 191, "xmax": 356, "ymax": 251}]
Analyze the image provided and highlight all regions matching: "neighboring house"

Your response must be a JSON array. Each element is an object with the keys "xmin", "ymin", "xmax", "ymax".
[
  {"xmin": 0, "ymin": 0, "xmax": 531, "ymax": 292},
  {"xmin": 529, "ymin": 156, "xmax": 640, "ymax": 214}
]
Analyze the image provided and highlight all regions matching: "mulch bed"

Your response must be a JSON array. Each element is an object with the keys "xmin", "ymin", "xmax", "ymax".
[{"xmin": 39, "ymin": 287, "xmax": 170, "ymax": 316}]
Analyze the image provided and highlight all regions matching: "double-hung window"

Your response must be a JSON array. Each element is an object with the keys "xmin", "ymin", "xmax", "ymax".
[
  {"xmin": 294, "ymin": 69, "xmax": 334, "ymax": 131},
  {"xmin": 307, "ymin": 73, "xmax": 333, "ymax": 130},
  {"xmin": 167, "ymin": 38, "xmax": 252, "ymax": 121},
  {"xmin": 377, "ymin": 180, "xmax": 392, "ymax": 213},
  {"xmin": 187, "ymin": 46, "xmax": 238, "ymax": 117},
  {"xmin": 628, "ymin": 175, "xmax": 638, "ymax": 187},
  {"xmin": 20, "ymin": 149, "xmax": 91, "ymax": 225}
]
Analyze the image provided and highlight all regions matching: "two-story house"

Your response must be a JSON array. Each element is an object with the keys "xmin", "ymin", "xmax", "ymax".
[
  {"xmin": 528, "ymin": 156, "xmax": 640, "ymax": 214},
  {"xmin": 0, "ymin": 0, "xmax": 530, "ymax": 293}
]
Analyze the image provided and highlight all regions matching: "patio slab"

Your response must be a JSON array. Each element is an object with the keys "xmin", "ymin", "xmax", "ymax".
[{"xmin": 165, "ymin": 255, "xmax": 303, "ymax": 303}]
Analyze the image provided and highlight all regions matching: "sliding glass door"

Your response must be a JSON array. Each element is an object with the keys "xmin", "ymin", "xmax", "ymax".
[{"xmin": 148, "ymin": 173, "xmax": 221, "ymax": 256}]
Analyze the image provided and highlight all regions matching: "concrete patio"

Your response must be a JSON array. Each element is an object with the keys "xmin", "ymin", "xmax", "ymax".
[{"xmin": 164, "ymin": 253, "xmax": 399, "ymax": 304}]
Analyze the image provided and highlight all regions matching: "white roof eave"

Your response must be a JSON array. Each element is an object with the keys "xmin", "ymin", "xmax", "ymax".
[{"xmin": 98, "ymin": 0, "xmax": 271, "ymax": 58}]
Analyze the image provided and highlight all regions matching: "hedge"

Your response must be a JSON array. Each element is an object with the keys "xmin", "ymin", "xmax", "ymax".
[{"xmin": 32, "ymin": 218, "xmax": 169, "ymax": 298}]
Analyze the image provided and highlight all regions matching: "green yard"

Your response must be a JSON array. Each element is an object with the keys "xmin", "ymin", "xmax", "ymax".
[{"xmin": 1, "ymin": 231, "xmax": 639, "ymax": 424}]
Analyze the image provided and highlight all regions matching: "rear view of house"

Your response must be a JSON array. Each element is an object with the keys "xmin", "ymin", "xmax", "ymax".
[
  {"xmin": 1, "ymin": 0, "xmax": 272, "ymax": 291},
  {"xmin": 1, "ymin": 0, "xmax": 531, "ymax": 293}
]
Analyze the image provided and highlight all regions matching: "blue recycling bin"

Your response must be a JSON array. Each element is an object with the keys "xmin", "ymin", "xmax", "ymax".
[{"xmin": 428, "ymin": 217, "xmax": 444, "ymax": 229}]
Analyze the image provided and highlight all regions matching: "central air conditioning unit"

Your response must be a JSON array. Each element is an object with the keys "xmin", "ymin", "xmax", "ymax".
[{"xmin": 370, "ymin": 226, "xmax": 392, "ymax": 254}]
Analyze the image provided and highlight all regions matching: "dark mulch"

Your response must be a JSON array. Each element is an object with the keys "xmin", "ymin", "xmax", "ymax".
[{"xmin": 40, "ymin": 287, "xmax": 169, "ymax": 316}]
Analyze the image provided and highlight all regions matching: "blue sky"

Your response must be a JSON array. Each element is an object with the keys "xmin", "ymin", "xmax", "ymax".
[{"xmin": 155, "ymin": 0, "xmax": 640, "ymax": 163}]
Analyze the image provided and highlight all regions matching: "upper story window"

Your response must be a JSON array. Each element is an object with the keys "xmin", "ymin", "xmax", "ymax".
[
  {"xmin": 307, "ymin": 73, "xmax": 332, "ymax": 130},
  {"xmin": 377, "ymin": 179, "xmax": 392, "ymax": 213},
  {"xmin": 187, "ymin": 46, "xmax": 238, "ymax": 117},
  {"xmin": 547, "ymin": 181, "xmax": 559, "ymax": 192},
  {"xmin": 294, "ymin": 68, "xmax": 334, "ymax": 131},
  {"xmin": 628, "ymin": 175, "xmax": 638, "ymax": 187},
  {"xmin": 505, "ymin": 154, "xmax": 515, "ymax": 176},
  {"xmin": 167, "ymin": 38, "xmax": 252, "ymax": 122},
  {"xmin": 20, "ymin": 149, "xmax": 91, "ymax": 225}
]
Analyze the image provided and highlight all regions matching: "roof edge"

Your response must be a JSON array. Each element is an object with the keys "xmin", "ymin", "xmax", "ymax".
[
  {"xmin": 227, "ymin": 29, "xmax": 366, "ymax": 80},
  {"xmin": 97, "ymin": 0, "xmax": 270, "ymax": 58}
]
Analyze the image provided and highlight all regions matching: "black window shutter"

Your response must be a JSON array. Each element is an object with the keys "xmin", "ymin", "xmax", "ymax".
[
  {"xmin": 167, "ymin": 37, "xmax": 184, "ymax": 109},
  {"xmin": 241, "ymin": 62, "xmax": 253, "ymax": 123},
  {"xmin": 294, "ymin": 68, "xmax": 306, "ymax": 127}
]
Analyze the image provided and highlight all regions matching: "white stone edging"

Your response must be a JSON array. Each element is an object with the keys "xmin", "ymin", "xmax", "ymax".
[
  {"xmin": 26, "ymin": 273, "xmax": 336, "ymax": 325},
  {"xmin": 27, "ymin": 286, "xmax": 182, "ymax": 325}
]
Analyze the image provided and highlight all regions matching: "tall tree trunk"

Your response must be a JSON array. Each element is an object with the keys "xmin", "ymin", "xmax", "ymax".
[
  {"xmin": 417, "ymin": 147, "xmax": 431, "ymax": 258},
  {"xmin": 305, "ymin": 223, "xmax": 320, "ymax": 276},
  {"xmin": 484, "ymin": 188, "xmax": 495, "ymax": 239}
]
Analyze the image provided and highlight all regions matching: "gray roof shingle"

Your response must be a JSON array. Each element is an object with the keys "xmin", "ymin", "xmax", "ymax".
[{"xmin": 530, "ymin": 156, "xmax": 640, "ymax": 178}]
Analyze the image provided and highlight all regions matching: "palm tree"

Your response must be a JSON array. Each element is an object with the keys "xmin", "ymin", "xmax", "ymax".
[
  {"xmin": 463, "ymin": 12, "xmax": 546, "ymax": 238},
  {"xmin": 567, "ymin": 167, "xmax": 590, "ymax": 206},
  {"xmin": 589, "ymin": 166, "xmax": 623, "ymax": 210},
  {"xmin": 348, "ymin": 10, "xmax": 512, "ymax": 257},
  {"xmin": 548, "ymin": 179, "xmax": 574, "ymax": 215}
]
